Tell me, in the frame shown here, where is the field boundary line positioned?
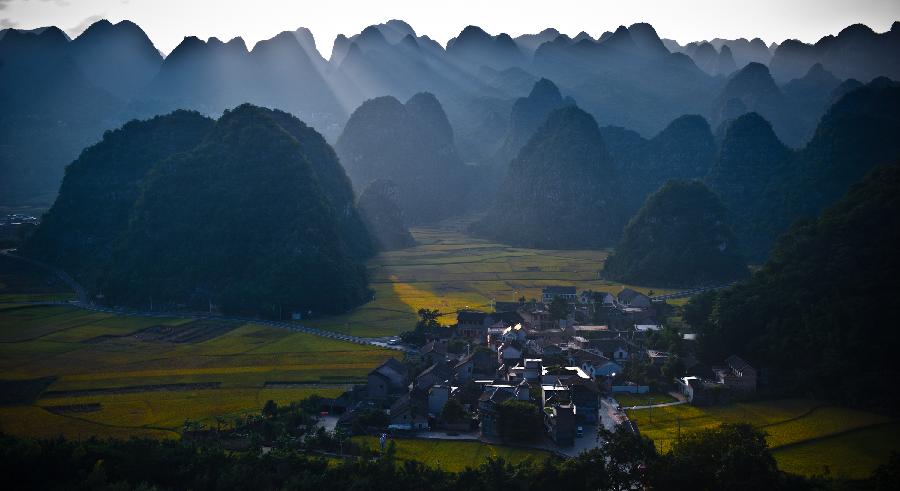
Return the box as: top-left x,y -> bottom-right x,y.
32,404 -> 180,436
768,420 -> 899,451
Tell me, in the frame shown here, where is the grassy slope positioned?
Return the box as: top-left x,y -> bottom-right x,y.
626,399 -> 897,479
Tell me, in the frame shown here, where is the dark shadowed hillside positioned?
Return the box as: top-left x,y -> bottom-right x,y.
471,106 -> 624,248
26,105 -> 372,317
24,111 -> 215,288
688,163 -> 900,410
706,79 -> 900,261
705,112 -> 793,260
603,180 -> 748,287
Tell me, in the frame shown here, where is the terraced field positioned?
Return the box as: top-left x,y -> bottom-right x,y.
0,305 -> 396,440
626,399 -> 898,479
307,222 -> 672,337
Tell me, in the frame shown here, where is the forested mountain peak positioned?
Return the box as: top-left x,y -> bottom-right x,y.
603,179 -> 748,287
690,163 -> 900,407
472,105 -> 625,248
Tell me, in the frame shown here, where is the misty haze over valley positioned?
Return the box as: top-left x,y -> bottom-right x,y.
1,3 -> 899,489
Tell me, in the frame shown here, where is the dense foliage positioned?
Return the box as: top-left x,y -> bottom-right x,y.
26,105 -> 372,318
687,163 -> 900,410
603,180 -> 748,287
471,106 -> 625,248
24,110 -> 215,288
0,422 -> 867,490
496,400 -> 544,443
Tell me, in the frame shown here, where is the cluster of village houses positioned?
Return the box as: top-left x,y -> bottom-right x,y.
328,286 -> 756,447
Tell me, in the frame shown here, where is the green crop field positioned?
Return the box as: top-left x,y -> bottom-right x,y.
307,221 -> 674,337
626,398 -> 898,479
613,391 -> 678,407
353,436 -> 551,471
0,303 -> 397,440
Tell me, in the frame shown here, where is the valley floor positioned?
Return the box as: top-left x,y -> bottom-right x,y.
0,220 -> 897,477
307,219 -> 671,337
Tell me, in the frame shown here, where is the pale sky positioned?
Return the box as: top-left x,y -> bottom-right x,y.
1,0 -> 898,57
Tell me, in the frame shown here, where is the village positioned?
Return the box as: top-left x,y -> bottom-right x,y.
323,286 -> 757,452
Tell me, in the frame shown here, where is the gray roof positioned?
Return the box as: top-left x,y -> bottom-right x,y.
726,355 -> 754,371
617,288 -> 645,302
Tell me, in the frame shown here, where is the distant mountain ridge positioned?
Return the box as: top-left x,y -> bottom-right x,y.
705,78 -> 900,260
769,22 -> 900,83
2,17 -> 898,207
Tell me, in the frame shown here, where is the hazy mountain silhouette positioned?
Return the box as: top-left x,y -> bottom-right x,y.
2,18 -> 898,210
493,78 -> 570,167
769,22 -> 900,83
514,28 -> 561,54
782,63 -> 843,142
532,23 -> 717,136
711,62 -> 805,147
336,92 -> 468,223
447,25 -> 527,71
69,20 -> 162,99
0,25 -> 126,203
603,114 -> 717,214
471,106 -> 625,248
706,79 -> 900,260
357,179 -> 416,251
674,37 -> 773,68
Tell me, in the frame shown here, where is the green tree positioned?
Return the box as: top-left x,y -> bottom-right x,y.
262,399 -> 278,419
660,355 -> 685,383
400,308 -> 442,344
654,423 -> 780,491
549,296 -> 568,321
440,399 -> 467,424
496,400 -> 542,442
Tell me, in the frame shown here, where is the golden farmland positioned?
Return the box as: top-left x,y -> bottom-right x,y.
625,399 -> 897,479
0,304 -> 393,440
308,223 -> 671,337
